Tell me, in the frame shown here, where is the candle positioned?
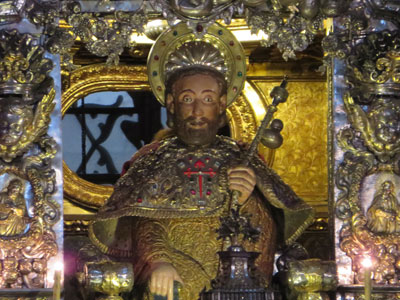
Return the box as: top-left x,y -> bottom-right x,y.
52,262 -> 63,300
362,257 -> 372,300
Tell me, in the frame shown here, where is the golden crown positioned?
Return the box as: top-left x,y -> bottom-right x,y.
346,30 -> 400,103
0,29 -> 53,102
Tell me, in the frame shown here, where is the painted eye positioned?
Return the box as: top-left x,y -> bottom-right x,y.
204,97 -> 213,103
183,96 -> 192,103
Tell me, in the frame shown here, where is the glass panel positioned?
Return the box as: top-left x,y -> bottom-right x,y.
62,90 -> 167,185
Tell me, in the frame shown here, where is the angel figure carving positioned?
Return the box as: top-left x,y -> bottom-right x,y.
343,94 -> 400,162
0,89 -> 55,162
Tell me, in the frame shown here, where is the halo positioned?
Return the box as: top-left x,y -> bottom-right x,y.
147,22 -> 246,106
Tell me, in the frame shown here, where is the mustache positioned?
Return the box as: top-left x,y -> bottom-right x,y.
183,116 -> 211,125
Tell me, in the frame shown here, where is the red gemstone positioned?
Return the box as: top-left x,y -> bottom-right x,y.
196,24 -> 203,32
194,160 -> 205,169
157,86 -> 162,91
229,41 -> 234,46
161,41 -> 166,46
206,190 -> 211,195
137,198 -> 143,203
154,55 -> 159,61
233,86 -> 237,92
191,189 -> 196,195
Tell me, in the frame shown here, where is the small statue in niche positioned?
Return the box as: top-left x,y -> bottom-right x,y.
0,178 -> 29,236
367,180 -> 400,234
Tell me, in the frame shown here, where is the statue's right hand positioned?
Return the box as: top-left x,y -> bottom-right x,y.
150,262 -> 183,300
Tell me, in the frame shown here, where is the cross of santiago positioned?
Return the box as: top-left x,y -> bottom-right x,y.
184,159 -> 216,197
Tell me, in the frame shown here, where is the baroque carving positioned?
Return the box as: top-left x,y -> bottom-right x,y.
0,161 -> 58,288
4,0 -> 341,66
0,29 -> 59,289
46,1 -> 147,67
0,30 -> 53,101
336,31 -> 400,286
0,90 -> 55,163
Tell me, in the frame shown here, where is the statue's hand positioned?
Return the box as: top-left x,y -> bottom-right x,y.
150,262 -> 183,300
228,166 -> 256,205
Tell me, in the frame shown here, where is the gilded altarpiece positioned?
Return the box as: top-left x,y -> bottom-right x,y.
0,27 -> 63,296
333,26 -> 400,296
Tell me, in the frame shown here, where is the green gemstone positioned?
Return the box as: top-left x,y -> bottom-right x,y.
153,71 -> 158,76
238,71 -> 242,77
173,31 -> 178,36
218,30 -> 223,35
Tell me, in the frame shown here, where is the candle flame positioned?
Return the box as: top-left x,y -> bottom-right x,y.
361,257 -> 373,268
54,261 -> 64,272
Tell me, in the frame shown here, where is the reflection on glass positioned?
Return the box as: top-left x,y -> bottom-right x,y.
63,91 -> 167,185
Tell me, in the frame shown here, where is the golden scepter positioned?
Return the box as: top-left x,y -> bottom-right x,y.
231,76 -> 289,208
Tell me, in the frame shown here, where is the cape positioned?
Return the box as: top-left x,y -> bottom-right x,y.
90,136 -> 314,258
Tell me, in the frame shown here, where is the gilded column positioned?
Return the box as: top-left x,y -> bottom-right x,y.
0,1 -> 63,296
326,2 -> 400,298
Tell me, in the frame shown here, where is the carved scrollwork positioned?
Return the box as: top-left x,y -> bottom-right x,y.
0,156 -> 58,288
342,93 -> 400,163
0,90 -> 55,163
0,29 -> 59,289
336,92 -> 400,285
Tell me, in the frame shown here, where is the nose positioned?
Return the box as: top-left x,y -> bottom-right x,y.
192,99 -> 204,117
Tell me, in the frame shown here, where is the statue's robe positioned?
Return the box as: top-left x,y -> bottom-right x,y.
367,192 -> 399,234
90,136 -> 314,300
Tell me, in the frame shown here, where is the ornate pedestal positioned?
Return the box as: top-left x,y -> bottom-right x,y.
199,245 -> 279,300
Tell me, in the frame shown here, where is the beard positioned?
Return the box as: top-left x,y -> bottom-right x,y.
174,115 -> 221,146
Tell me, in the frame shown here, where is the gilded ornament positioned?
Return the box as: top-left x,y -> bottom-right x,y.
346,31 -> 400,101
147,22 -> 246,106
287,259 -> 337,292
343,93 -> 400,163
0,30 -> 53,101
0,179 -> 28,236
0,89 -> 55,162
84,261 -> 134,299
0,25 -> 59,283
0,163 -> 58,288
45,1 -> 148,66
336,121 -> 400,284
246,11 -> 320,61
366,180 -> 400,234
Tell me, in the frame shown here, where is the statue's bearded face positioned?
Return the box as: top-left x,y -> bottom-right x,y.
166,73 -> 227,146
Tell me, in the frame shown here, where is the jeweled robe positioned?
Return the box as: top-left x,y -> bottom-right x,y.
90,136 -> 314,300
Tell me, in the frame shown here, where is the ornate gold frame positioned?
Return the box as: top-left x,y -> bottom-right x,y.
62,64 -> 273,209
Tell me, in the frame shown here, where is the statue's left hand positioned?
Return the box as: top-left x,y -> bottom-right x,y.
228,166 -> 256,205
